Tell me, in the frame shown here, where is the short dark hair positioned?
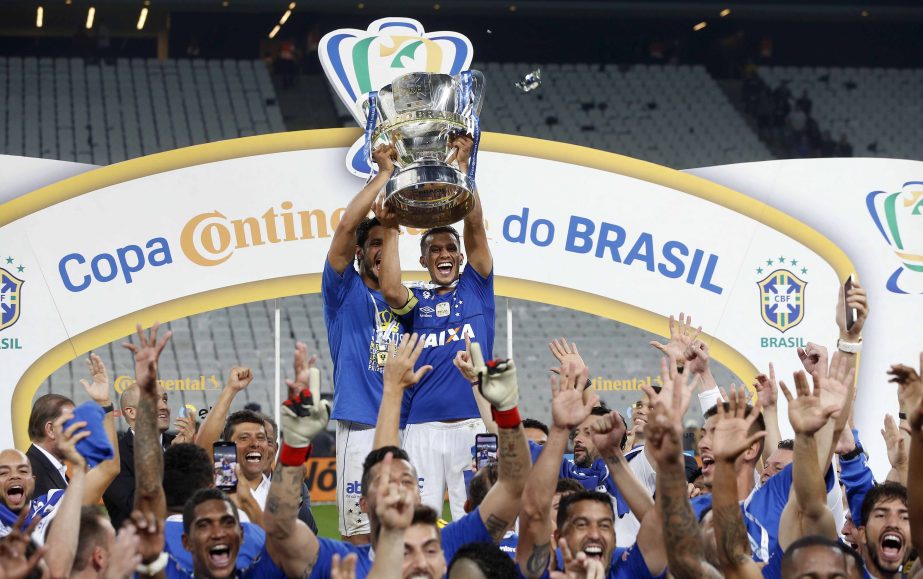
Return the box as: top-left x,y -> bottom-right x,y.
448,541 -> 517,578
555,478 -> 585,495
703,402 -> 766,458
260,413 -> 279,444
182,488 -> 239,535
556,490 -> 615,532
419,225 -> 460,253
221,409 -> 267,441
468,462 -> 498,509
781,535 -> 863,575
356,216 -> 381,250
361,446 -> 412,498
777,439 -> 795,451
28,394 -> 74,441
860,481 -> 907,527
412,504 -> 440,528
522,418 -> 549,436
164,444 -> 214,510
72,506 -> 109,572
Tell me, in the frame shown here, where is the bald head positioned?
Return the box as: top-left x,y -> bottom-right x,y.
120,383 -> 171,432
0,448 -> 35,511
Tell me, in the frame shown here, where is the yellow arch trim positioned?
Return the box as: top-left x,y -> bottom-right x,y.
4,129 -> 855,449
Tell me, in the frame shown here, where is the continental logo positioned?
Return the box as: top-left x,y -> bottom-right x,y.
113,374 -> 221,395
181,202 -> 346,266
56,201 -> 466,293
590,375 -> 663,391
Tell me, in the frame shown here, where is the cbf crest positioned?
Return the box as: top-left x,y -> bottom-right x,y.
756,262 -> 807,333
1,261 -> 25,332
318,17 -> 473,178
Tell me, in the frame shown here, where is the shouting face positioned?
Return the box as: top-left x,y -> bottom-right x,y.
357,225 -> 385,285
183,499 -> 243,579
0,450 -> 34,512
420,231 -> 463,287
861,497 -> 910,575
556,499 -> 616,570
229,422 -> 270,483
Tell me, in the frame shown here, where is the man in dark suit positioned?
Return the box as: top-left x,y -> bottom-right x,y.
102,382 -> 174,529
26,394 -> 75,498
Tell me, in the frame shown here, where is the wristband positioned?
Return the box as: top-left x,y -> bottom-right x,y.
899,412 -> 908,421
836,338 -> 863,354
491,406 -> 522,429
279,443 -> 312,467
840,444 -> 864,461
136,552 -> 169,575
100,403 -> 114,413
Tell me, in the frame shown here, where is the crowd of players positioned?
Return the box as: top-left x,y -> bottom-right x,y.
0,138 -> 921,579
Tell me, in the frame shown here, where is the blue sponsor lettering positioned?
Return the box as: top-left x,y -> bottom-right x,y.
59,237 -> 173,292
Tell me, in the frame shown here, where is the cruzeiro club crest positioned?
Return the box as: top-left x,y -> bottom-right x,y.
1,257 -> 25,331
867,181 -> 923,294
318,17 -> 473,178
756,257 -> 807,333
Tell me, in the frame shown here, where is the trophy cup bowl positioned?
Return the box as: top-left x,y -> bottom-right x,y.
365,70 -> 485,228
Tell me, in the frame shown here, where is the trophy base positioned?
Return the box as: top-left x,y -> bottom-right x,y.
385,163 -> 475,228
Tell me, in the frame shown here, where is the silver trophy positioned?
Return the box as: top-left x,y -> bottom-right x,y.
364,70 -> 485,228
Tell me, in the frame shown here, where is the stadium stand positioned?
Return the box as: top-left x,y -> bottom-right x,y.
330,62 -> 773,169
757,65 -> 923,160
0,57 -> 285,164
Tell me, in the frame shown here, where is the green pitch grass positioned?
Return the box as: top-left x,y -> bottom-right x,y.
312,503 -> 454,539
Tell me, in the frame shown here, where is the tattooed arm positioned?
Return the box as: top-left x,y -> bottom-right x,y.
264,463 -> 319,577
123,324 -> 172,522
643,371 -> 721,579
471,344 -> 531,542
517,364 -> 596,578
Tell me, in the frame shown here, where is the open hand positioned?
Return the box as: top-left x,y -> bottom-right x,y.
779,371 -> 840,436
887,352 -> 923,414
80,353 -> 111,406
548,338 -> 587,374
550,363 -> 596,430
121,322 -> 172,392
649,312 -> 701,369
881,414 -> 908,470
711,385 -> 765,463
383,334 -> 433,392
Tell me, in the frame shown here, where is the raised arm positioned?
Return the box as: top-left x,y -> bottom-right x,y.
78,353 -> 122,505
327,145 -> 396,274
907,378 -> 923,559
194,366 -> 253,454
367,452 -> 414,579
454,336 -> 497,434
644,369 -> 722,579
451,135 -> 492,277
264,380 -> 331,577
469,342 -> 531,542
122,323 -> 172,521
882,415 -> 909,484
372,194 -> 414,311
710,387 -> 765,579
42,410 -> 90,579
517,363 -> 597,579
373,334 -> 432,450
753,363 -> 782,463
122,323 -> 171,575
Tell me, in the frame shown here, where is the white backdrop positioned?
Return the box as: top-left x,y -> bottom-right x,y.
2,133 -> 912,480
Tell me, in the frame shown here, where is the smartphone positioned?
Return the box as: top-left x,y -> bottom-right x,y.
475,433 -> 498,470
844,275 -> 857,331
213,442 -> 238,493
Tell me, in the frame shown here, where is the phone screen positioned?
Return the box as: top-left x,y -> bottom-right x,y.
213,442 -> 238,493
844,276 -> 857,331
475,434 -> 498,470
